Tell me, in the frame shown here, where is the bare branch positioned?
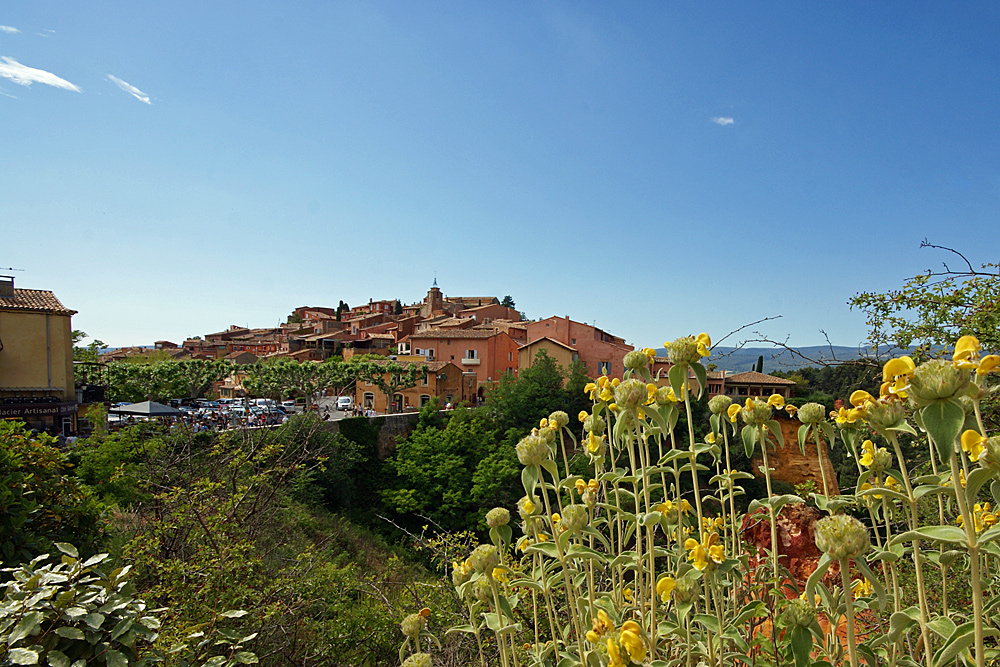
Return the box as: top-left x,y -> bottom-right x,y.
711,315 -> 783,351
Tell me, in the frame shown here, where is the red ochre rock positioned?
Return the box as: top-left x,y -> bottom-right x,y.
750,414 -> 840,496
741,502 -> 826,587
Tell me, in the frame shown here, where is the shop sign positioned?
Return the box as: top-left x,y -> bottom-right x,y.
0,402 -> 78,418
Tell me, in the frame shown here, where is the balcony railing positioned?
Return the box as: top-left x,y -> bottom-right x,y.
461,357 -> 481,366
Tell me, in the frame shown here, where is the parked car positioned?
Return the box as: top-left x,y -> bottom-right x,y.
336,396 -> 354,410
281,400 -> 296,411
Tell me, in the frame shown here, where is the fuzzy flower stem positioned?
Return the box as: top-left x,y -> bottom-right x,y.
840,557 -> 860,667
813,427 -> 831,498
758,427 -> 780,580
949,447 -> 986,667
887,432 -> 934,667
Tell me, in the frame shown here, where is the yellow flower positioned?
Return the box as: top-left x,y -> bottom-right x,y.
696,332 -> 711,357
959,503 -> 998,533
588,479 -> 600,493
962,430 -> 987,462
539,417 -> 548,428
578,410 -> 589,422
598,376 -> 610,388
767,394 -> 785,409
706,432 -> 716,444
575,479 -> 587,494
607,638 -> 624,667
584,383 -> 597,400
537,532 -> 549,542
492,567 -> 508,583
833,407 -> 859,425
611,378 -> 621,388
852,578 -> 874,597
516,536 -> 531,552
645,383 -> 658,405
623,586 -> 633,602
643,347 -> 657,362
656,576 -> 676,602
595,609 -> 614,632
882,356 -> 916,398
860,440 -> 876,467
850,390 -> 876,407
619,621 -> 646,663
953,335 -> 982,365
727,403 -> 742,423
684,532 -> 725,570
785,404 -> 799,416
978,355 -> 1000,376
599,387 -> 614,402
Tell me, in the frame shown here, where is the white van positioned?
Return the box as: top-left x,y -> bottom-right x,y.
336,396 -> 354,410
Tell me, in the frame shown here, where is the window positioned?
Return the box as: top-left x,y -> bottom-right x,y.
422,375 -> 429,386
363,392 -> 375,407
599,361 -> 610,374
419,394 -> 431,407
572,338 -> 576,345
465,350 -> 478,359
507,352 -> 513,361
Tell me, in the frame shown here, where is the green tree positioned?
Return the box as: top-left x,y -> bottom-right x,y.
850,242 -> 1000,357
0,421 -> 103,564
382,406 -> 518,531
500,295 -> 515,309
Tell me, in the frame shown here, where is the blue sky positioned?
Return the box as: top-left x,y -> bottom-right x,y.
2,2 -> 998,349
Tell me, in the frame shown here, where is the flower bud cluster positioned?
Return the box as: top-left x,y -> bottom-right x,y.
814,514 -> 870,560
400,612 -> 427,639
401,653 -> 432,667
516,433 -> 551,466
623,349 -> 649,370
560,504 -> 589,534
548,411 -> 569,429
782,598 -> 816,628
614,378 -> 647,410
741,399 -> 772,427
486,507 -> 510,528
583,414 -> 606,435
864,400 -> 906,430
708,395 -> 733,415
469,545 -> 499,574
907,359 -> 971,408
796,402 -> 826,426
667,337 -> 701,365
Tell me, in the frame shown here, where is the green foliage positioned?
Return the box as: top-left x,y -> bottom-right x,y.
0,421 -> 103,565
850,244 -> 1000,357
103,360 -> 233,403
485,351 -> 589,433
383,408 -> 518,532
71,425 -> 164,507
0,545 -> 160,667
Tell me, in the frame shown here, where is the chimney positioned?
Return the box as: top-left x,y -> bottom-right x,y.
0,276 -> 13,297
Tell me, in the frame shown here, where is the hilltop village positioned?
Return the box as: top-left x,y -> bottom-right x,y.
1,276 -> 795,433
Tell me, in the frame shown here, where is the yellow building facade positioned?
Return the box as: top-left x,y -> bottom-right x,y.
0,276 -> 78,434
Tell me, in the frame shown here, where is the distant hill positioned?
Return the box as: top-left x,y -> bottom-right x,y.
655,345 -> 878,374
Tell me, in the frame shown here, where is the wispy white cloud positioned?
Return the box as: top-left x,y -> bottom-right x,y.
0,57 -> 80,91
712,117 -> 735,126
0,87 -> 17,99
107,74 -> 150,104
0,25 -> 19,34
36,29 -> 55,37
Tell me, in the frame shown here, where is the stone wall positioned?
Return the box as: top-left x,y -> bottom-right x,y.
324,411 -> 434,459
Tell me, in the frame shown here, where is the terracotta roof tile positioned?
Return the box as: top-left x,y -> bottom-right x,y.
0,289 -> 76,316
410,328 -> 502,339
724,371 -> 796,385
